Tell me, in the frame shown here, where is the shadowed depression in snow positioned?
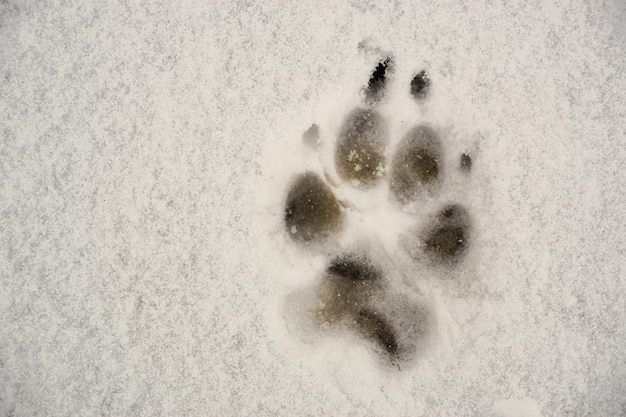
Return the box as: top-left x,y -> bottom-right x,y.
283,58 -> 473,366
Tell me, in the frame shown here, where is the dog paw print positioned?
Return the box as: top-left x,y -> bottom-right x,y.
283,55 -> 473,367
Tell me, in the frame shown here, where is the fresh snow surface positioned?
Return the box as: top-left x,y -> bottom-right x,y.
1,1 -> 625,416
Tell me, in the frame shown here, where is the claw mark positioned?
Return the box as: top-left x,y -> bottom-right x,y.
410,70 -> 431,99
302,124 -> 320,149
365,57 -> 393,103
461,153 -> 472,172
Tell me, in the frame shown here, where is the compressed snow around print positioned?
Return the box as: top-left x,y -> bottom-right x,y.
1,0 -> 625,416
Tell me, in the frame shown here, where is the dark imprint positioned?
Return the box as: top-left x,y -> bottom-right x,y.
327,256 -> 381,282
285,171 -> 344,243
365,57 -> 393,103
355,309 -> 399,356
390,125 -> 442,204
424,204 -> 471,262
335,108 -> 388,187
410,70 -> 431,99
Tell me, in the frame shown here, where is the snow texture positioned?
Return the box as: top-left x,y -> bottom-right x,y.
1,0 -> 625,416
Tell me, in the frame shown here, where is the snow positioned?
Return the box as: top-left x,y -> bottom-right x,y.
1,0 -> 625,416
493,398 -> 542,417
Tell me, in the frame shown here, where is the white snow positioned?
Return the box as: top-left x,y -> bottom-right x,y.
493,398 -> 543,417
1,0 -> 625,416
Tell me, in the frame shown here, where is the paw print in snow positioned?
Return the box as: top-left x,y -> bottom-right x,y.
283,54 -> 474,367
